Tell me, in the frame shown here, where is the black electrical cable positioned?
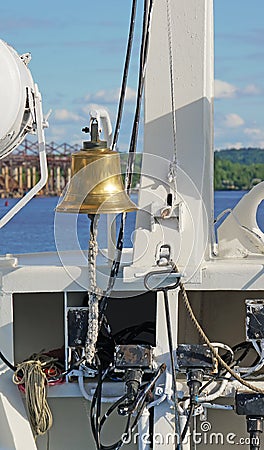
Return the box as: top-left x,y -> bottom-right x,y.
125,0 -> 153,194
99,394 -> 128,430
90,366 -> 111,449
111,0 -> 138,151
100,414 -> 132,450
0,351 -> 16,372
222,342 -> 251,366
96,367 -> 103,448
220,341 -> 260,376
181,403 -> 195,443
113,321 -> 155,343
98,371 -> 159,450
99,0 -> 154,324
196,343 -> 258,398
91,372 -> 132,450
90,3 -> 155,448
233,342 -> 262,368
90,382 -> 98,444
103,0 -> 152,302
196,342 -> 261,405
198,376 -> 216,395
91,364 -> 165,450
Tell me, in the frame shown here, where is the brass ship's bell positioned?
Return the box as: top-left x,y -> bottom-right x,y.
56,120 -> 137,214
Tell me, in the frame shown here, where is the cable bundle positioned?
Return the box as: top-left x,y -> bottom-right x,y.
90,364 -> 165,450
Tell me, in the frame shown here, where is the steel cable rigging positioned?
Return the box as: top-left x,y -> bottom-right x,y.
99,0 -> 154,325
88,3 -> 157,449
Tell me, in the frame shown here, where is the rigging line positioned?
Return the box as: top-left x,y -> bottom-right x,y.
99,0 -> 153,317
166,0 -> 178,190
175,264 -> 264,394
125,0 -> 154,193
0,350 -> 16,372
102,0 -> 152,302
181,403 -> 195,442
112,0 -> 138,151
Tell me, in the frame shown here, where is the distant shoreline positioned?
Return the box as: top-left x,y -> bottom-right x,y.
0,188 -> 255,202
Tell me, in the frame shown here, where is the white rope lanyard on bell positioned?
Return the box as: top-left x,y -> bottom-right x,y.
85,214 -> 101,365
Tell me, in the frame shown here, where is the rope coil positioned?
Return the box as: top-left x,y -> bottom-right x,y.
13,359 -> 53,438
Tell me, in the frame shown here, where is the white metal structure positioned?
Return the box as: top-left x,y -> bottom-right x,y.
0,39 -> 48,229
0,40 -> 34,159
0,2 -> 264,450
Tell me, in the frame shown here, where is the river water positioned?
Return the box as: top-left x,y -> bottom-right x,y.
0,191 -> 262,255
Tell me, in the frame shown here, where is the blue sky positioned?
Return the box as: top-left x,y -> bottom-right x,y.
1,0 -> 264,150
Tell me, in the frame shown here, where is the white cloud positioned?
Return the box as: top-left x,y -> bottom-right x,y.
81,103 -> 113,117
125,86 -> 137,101
54,109 -> 82,122
48,125 -> 67,136
84,86 -> 136,104
224,142 -> 244,150
244,127 -> 263,137
223,113 -> 245,128
214,80 -> 261,99
46,125 -> 68,143
242,84 -> 261,95
243,128 -> 264,146
214,79 -> 237,98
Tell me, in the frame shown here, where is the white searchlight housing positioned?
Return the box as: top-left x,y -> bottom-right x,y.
0,39 -> 48,227
0,40 -> 34,157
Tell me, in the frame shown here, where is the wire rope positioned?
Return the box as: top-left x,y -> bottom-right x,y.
111,0 -> 138,151
99,0 -> 154,320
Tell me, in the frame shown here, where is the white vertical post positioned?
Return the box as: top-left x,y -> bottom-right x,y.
131,0 -> 214,282
13,167 -> 18,183
32,166 -> 36,186
26,168 -> 31,190
19,166 -> 23,193
4,166 -> 9,193
56,166 -> 61,194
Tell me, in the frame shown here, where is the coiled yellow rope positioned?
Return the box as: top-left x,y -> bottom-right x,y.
13,359 -> 53,438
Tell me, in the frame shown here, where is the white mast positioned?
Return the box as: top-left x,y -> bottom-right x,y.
128,0 -> 214,283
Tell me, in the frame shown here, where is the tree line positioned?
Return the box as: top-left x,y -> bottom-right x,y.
120,148 -> 264,190
214,148 -> 264,190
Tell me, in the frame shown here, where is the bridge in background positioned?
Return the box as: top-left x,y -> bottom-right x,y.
0,139 -> 81,197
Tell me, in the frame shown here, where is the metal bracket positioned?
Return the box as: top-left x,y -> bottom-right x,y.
115,345 -> 154,371
236,392 -> 264,416
176,344 -> 215,372
246,299 -> 264,341
156,244 -> 171,266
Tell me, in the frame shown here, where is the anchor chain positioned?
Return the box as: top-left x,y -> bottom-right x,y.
85,214 -> 101,365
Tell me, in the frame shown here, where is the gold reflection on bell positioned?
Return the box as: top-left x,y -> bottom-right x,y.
56,135 -> 137,215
